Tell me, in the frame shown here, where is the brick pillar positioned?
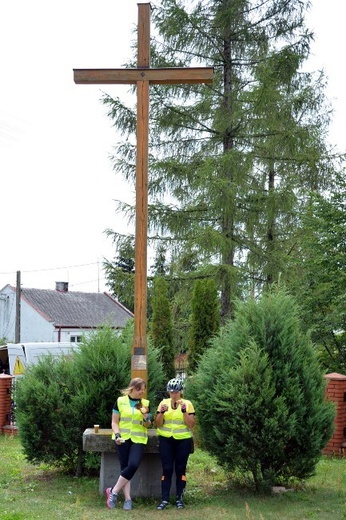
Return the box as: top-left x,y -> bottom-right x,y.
323,372 -> 346,455
0,373 -> 13,432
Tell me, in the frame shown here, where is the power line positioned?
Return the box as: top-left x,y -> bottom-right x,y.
0,261 -> 101,276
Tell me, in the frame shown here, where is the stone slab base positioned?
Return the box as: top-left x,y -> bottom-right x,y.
83,428 -> 175,498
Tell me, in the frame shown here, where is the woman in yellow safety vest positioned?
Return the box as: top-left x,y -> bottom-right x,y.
106,377 -> 151,511
155,378 -> 195,510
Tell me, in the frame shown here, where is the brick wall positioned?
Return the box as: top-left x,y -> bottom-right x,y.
323,372 -> 346,456
0,373 -> 13,432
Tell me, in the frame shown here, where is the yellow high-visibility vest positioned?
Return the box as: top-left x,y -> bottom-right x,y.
157,398 -> 194,440
116,396 -> 149,444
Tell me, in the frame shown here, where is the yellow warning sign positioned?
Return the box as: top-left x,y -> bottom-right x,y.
13,356 -> 25,375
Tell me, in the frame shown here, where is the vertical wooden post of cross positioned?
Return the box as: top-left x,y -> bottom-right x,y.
131,3 -> 150,386
73,3 -> 213,394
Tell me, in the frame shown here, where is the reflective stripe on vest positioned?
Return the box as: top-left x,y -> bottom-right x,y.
120,428 -> 147,438
159,425 -> 190,434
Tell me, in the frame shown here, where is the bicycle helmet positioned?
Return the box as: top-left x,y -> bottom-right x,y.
166,378 -> 183,392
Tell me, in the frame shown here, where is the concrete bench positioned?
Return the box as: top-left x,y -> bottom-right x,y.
83,428 -> 164,498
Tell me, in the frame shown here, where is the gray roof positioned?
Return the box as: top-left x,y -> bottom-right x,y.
20,287 -> 133,329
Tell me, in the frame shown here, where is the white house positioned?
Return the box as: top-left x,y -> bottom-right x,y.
0,282 -> 134,344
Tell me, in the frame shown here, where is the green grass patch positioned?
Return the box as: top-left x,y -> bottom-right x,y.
0,435 -> 345,519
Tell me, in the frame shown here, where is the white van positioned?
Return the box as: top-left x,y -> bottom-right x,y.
0,342 -> 76,376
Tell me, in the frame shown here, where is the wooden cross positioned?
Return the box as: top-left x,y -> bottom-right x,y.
74,3 -> 213,390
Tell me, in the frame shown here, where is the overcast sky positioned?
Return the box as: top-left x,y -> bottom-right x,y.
0,0 -> 344,294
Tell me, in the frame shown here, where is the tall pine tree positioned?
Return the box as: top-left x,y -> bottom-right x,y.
103,0 -> 336,325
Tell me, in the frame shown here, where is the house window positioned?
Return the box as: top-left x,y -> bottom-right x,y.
70,336 -> 82,343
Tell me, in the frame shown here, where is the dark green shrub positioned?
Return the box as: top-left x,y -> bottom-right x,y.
15,323 -> 165,476
186,289 -> 335,490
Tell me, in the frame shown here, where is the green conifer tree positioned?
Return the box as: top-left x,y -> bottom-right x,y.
188,278 -> 220,372
103,236 -> 135,312
103,0 -> 335,323
150,276 -> 175,380
186,289 -> 335,489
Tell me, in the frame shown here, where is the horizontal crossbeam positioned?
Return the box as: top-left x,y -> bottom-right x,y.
74,67 -> 214,85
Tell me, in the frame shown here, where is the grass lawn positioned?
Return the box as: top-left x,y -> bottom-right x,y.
0,434 -> 345,519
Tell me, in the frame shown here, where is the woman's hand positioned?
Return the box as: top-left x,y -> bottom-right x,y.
177,400 -> 187,413
143,413 -> 152,428
115,433 -> 125,444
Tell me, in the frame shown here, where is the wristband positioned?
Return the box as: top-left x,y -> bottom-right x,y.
115,433 -> 121,440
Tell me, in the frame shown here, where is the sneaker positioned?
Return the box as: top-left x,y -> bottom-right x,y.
123,499 -> 133,511
176,498 -> 184,509
157,500 -> 169,510
106,487 -> 118,509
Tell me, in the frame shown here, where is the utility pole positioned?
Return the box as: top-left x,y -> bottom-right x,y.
15,270 -> 21,343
